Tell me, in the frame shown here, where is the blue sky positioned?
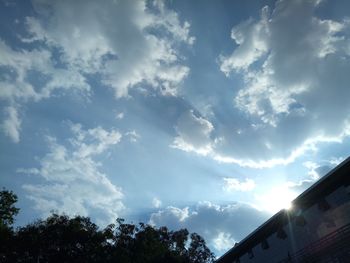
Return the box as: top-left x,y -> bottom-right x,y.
1,0 -> 350,256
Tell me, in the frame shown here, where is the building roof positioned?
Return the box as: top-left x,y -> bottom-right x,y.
216,157 -> 350,263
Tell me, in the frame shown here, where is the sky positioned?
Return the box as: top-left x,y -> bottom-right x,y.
1,0 -> 350,256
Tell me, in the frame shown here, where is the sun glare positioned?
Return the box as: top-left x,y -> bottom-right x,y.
258,186 -> 297,214
283,201 -> 293,210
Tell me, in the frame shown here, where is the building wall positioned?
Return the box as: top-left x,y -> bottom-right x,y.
236,185 -> 350,263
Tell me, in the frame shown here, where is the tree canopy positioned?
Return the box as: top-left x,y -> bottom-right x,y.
0,188 -> 20,229
0,189 -> 215,263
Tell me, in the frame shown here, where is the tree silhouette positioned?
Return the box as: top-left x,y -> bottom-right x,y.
0,188 -> 19,229
0,189 -> 215,263
0,189 -> 20,262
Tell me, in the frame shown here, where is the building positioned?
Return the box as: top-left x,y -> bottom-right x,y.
216,157 -> 350,263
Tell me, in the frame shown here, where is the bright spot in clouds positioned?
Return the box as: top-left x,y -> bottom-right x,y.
256,184 -> 298,214
213,232 -> 236,252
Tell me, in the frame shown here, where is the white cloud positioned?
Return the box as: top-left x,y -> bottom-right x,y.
20,124 -> 124,224
213,232 -> 236,252
70,123 -> 122,158
26,0 -> 193,98
171,110 -> 214,155
172,114 -> 340,168
2,106 -> 21,143
223,178 -> 256,192
211,134 -> 323,168
152,0 -> 195,45
219,6 -> 270,74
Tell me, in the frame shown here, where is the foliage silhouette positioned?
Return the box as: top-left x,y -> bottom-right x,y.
0,189 -> 215,263
0,188 -> 20,262
0,188 -> 19,229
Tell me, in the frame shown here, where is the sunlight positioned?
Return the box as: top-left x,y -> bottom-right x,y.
257,185 -> 297,214
284,201 -> 293,210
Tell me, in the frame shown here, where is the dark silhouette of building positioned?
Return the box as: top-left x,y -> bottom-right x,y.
217,157 -> 350,263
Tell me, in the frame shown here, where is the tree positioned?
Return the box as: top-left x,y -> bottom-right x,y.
13,214 -> 111,263
188,233 -> 215,263
0,189 -> 20,262
0,188 -> 20,229
113,219 -> 215,263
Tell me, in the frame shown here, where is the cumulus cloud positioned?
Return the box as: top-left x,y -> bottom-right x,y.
149,201 -> 269,253
26,0 -> 193,97
20,123 -> 123,224
219,6 -> 269,74
171,110 -> 214,155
